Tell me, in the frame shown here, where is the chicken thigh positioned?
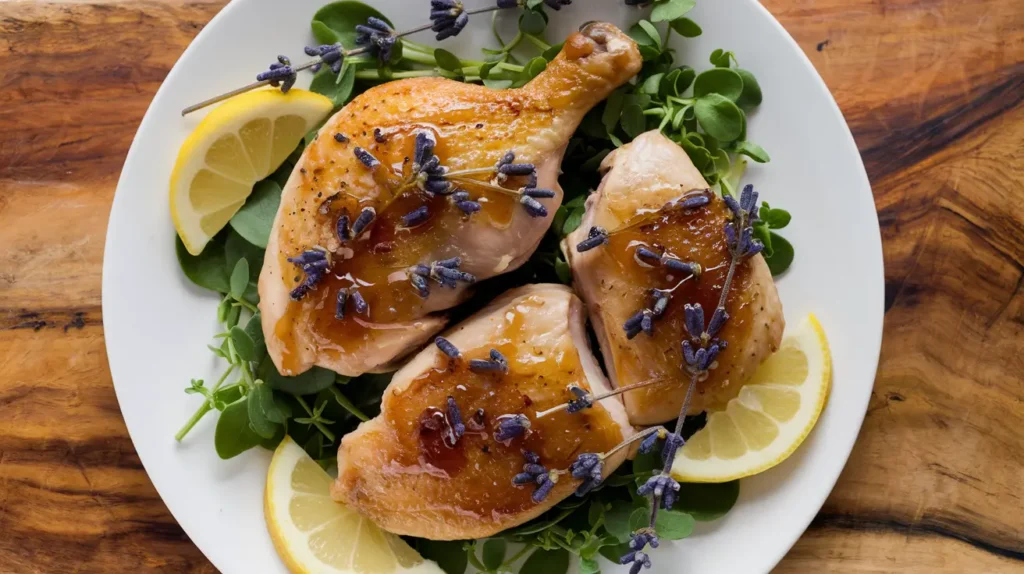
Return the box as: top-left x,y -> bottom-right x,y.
331,284 -> 633,540
564,131 -> 784,425
260,23 -> 642,377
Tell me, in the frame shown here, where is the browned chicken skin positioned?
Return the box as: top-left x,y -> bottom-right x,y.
564,131 -> 784,425
331,285 -> 633,540
259,23 -> 642,377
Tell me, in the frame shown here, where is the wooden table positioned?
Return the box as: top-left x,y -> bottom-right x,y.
0,0 -> 1020,571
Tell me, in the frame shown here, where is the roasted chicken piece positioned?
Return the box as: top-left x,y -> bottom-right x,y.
331,284 -> 633,539
564,131 -> 784,425
259,23 -> 642,377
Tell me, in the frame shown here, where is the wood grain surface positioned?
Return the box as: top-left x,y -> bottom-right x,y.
0,0 -> 1021,572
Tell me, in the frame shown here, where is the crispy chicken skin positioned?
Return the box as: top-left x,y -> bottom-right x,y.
331,285 -> 633,540
260,23 -> 642,377
564,131 -> 784,425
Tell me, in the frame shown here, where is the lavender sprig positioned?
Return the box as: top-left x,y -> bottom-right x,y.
286,249 -> 329,300
622,186 -> 766,569
408,257 -> 476,297
469,348 -> 509,374
494,413 -> 531,442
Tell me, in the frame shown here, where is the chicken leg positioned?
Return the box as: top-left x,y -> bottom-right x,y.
260,23 -> 642,377
564,131 -> 784,425
331,284 -> 633,540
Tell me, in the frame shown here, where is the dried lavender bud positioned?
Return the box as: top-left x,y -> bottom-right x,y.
520,195 -> 548,218
569,452 -> 603,496
256,55 -> 297,93
663,257 -> 698,276
564,386 -> 592,414
523,187 -> 555,199
411,273 -> 430,298
640,312 -> 653,336
435,336 -> 460,359
350,290 -> 368,314
576,226 -> 609,253
353,147 -> 380,169
623,310 -> 644,339
680,193 -> 710,210
431,1 -> 470,41
400,205 -> 430,227
446,396 -> 466,442
545,0 -> 572,10
651,290 -> 670,318
336,214 -> 350,241
286,249 -> 328,300
683,303 -> 705,340
304,43 -> 344,74
355,17 -> 398,64
682,340 -> 697,368
335,290 -> 347,319
434,257 -> 461,268
456,199 -> 481,214
532,475 -> 555,502
661,432 -> 684,467
496,0 -> 519,7
351,207 -> 376,236
630,529 -> 659,551
637,473 -> 680,510
424,176 -> 452,195
334,132 -> 349,143
499,162 -> 536,176
619,550 -> 652,574
433,265 -> 476,288
469,354 -> 508,374
635,246 -> 662,265
707,306 -> 729,337
373,127 -> 387,143
496,150 -> 516,167
494,414 -> 531,442
638,430 -> 660,454
413,131 -> 435,169
740,184 -> 759,214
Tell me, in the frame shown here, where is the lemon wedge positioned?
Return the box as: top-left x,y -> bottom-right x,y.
265,436 -> 442,574
170,89 -> 333,255
671,314 -> 831,483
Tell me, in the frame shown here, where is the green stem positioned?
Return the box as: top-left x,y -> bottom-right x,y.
501,545 -> 533,570
296,396 -> 337,443
175,365 -> 235,441
355,69 -> 441,80
233,295 -> 258,313
399,48 -> 438,67
643,107 -> 666,116
523,33 -> 551,51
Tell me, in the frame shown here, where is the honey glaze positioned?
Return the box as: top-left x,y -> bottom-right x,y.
599,190 -> 758,407
273,126 -> 534,373
382,297 -> 624,517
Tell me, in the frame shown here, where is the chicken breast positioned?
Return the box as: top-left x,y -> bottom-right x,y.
564,131 -> 784,425
260,23 -> 642,377
331,284 -> 633,539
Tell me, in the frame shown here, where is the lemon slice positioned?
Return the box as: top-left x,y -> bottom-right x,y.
171,89 -> 333,255
671,314 -> 831,483
265,437 -> 442,574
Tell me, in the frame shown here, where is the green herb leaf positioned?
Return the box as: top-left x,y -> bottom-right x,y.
601,90 -> 626,132
329,385 -> 370,421
264,362 -> 337,396
309,64 -> 356,107
587,501 -> 606,530
542,42 -> 564,62
579,557 -> 601,574
694,94 -> 744,142
519,10 -> 547,35
675,481 -> 741,521
247,383 -> 279,439
311,1 -> 392,46
693,67 -> 744,101
641,72 -> 665,95
562,207 -> 584,235
229,326 -> 257,362
603,500 -> 635,543
651,0 -> 696,22
655,509 -> 695,540
434,49 -> 462,72
229,180 -> 282,249
481,539 -> 505,571
522,57 -> 548,81
417,540 -> 468,574
176,233 -> 230,293
733,140 -> 770,163
229,258 -> 249,300
760,205 -> 791,229
670,17 -> 702,38
628,507 -> 649,532
215,397 -> 263,459
620,104 -> 646,139
753,221 -> 774,257
580,148 -> 611,172
225,305 -> 241,329
599,541 -> 630,563
765,231 -> 794,275
483,79 -> 514,90
637,20 -> 662,51
709,48 -> 736,68
522,548 -> 569,574
243,311 -> 267,359
735,68 -> 763,110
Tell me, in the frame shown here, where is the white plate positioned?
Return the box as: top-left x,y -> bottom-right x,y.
102,0 -> 883,572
